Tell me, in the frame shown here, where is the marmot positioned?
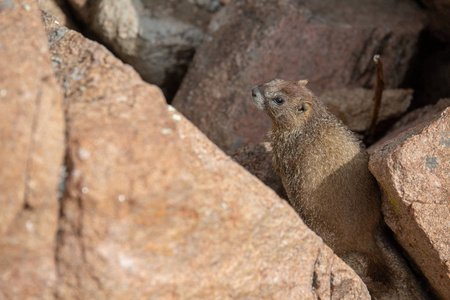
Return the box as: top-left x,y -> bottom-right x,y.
251,79 -> 428,299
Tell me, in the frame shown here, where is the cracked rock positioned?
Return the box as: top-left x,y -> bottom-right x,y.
369,107 -> 450,299
0,1 -> 65,298
43,15 -> 370,299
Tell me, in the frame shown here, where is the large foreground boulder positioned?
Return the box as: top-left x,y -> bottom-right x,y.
43,15 -> 370,299
369,107 -> 450,299
0,1 -> 65,299
172,0 -> 425,153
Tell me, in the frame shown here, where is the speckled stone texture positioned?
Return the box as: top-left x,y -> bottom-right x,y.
43,15 -> 370,299
0,1 -> 65,298
369,107 -> 450,299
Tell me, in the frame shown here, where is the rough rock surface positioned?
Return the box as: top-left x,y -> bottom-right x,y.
66,0 -> 227,99
414,45 -> 450,106
0,1 -> 65,299
172,0 -> 425,153
421,0 -> 450,42
321,88 -> 413,133
389,99 -> 450,134
369,98 -> 450,152
232,142 -> 287,199
369,107 -> 450,299
44,16 -> 370,299
39,0 -> 77,29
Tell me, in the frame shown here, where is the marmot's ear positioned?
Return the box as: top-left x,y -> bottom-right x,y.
297,79 -> 308,86
296,101 -> 312,114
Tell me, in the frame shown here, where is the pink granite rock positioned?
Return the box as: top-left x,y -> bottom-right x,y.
0,1 -> 65,298
369,107 -> 450,299
369,98 -> 450,152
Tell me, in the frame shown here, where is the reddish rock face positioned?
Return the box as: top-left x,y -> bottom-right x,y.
0,1 -> 65,299
44,15 -> 370,299
172,0 -> 425,153
321,88 -> 412,133
369,98 -> 450,152
369,107 -> 450,299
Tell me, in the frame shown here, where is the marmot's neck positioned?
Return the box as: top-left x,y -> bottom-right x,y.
269,107 -> 361,168
269,106 -> 337,146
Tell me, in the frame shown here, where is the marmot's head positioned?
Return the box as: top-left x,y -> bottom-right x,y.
252,79 -> 317,130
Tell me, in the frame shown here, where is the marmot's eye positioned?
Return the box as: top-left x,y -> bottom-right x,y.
273,97 -> 284,105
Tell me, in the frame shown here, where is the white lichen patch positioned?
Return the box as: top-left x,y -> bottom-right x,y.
119,254 -> 135,270
118,194 -> 126,202
77,148 -> 91,160
172,113 -> 181,121
161,128 -> 173,135
22,3 -> 31,11
115,95 -> 127,102
221,202 -> 229,211
25,220 -> 34,232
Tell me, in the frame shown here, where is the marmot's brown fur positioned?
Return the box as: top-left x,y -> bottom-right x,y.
251,79 -> 428,299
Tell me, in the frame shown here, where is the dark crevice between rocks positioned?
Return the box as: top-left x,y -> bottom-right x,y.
311,247 -> 322,298
54,105 -> 71,299
22,90 -> 43,210
381,224 -> 438,299
54,119 -> 106,297
329,258 -> 335,300
412,0 -> 427,9
363,117 -> 403,147
400,28 -> 450,109
162,48 -> 196,104
363,29 -> 449,147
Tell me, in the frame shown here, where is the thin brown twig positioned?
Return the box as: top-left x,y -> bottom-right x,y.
368,54 -> 385,141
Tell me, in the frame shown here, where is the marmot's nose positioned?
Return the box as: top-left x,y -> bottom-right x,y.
252,86 -> 263,97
